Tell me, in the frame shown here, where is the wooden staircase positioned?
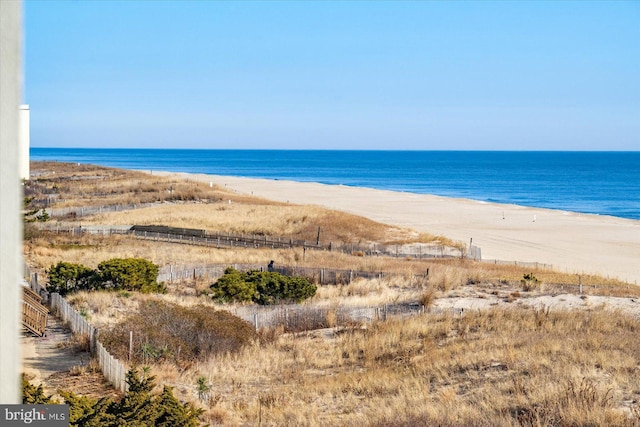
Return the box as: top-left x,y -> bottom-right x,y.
22,286 -> 48,337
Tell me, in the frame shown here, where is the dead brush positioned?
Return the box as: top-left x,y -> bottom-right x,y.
203,408 -> 229,426
56,333 -> 91,353
514,378 -> 621,426
257,325 -> 285,344
419,287 -> 437,310
429,265 -> 468,292
560,378 -> 614,410
325,307 -> 338,328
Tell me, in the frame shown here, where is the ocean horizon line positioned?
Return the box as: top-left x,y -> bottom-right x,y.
30,148 -> 640,221
30,147 -> 640,153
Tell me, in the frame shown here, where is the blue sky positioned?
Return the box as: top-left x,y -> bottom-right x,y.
26,1 -> 639,150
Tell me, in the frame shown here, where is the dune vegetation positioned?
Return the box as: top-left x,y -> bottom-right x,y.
24,162 -> 640,426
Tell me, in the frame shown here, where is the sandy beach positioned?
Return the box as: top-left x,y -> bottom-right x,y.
155,172 -> 640,285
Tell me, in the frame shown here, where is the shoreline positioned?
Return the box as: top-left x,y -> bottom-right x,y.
148,170 -> 640,285
33,150 -> 640,222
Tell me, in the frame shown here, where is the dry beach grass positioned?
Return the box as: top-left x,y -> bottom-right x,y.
24,162 -> 640,425
65,288 -> 640,426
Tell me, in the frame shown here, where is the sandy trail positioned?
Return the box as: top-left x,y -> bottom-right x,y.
158,172 -> 640,285
22,316 -> 90,393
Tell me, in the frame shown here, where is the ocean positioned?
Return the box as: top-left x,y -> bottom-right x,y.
30,148 -> 640,221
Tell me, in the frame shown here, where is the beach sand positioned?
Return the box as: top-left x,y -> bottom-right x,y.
157,172 -> 640,285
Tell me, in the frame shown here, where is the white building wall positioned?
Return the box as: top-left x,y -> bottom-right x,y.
0,0 -> 23,404
19,104 -> 29,180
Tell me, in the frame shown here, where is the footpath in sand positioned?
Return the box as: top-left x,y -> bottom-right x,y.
163,172 -> 640,285
22,316 -> 120,399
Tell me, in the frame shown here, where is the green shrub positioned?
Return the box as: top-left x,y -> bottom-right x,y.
47,261 -> 96,296
248,270 -> 317,305
210,267 -> 256,303
44,367 -> 204,427
47,258 -> 165,295
22,374 -> 57,404
521,273 -> 540,291
97,258 -> 164,293
210,267 -> 317,305
23,197 -> 47,223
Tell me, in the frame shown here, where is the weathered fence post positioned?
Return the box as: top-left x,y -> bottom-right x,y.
579,275 -> 582,294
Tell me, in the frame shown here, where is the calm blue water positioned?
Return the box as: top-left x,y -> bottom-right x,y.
30,148 -> 640,221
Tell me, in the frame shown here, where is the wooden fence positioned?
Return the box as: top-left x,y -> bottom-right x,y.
132,227 -> 463,259
133,228 -> 324,251
158,263 -> 425,286
39,222 -> 464,259
36,223 -> 562,270
49,293 -> 128,393
482,259 -> 553,270
229,303 -> 465,332
46,202 -> 161,218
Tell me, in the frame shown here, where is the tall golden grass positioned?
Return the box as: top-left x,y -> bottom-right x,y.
26,161 -> 640,425
30,161 -> 454,246
27,230 -> 637,302
69,286 -> 640,426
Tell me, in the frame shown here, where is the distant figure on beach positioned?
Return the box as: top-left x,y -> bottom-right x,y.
268,260 -> 275,272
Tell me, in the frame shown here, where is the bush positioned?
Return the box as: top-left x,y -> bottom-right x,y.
22,374 -> 57,404
47,258 -> 165,295
23,222 -> 43,241
97,258 -> 165,293
248,270 -> 317,305
47,261 -> 96,296
100,301 -> 257,365
521,273 -> 540,291
210,267 -> 317,305
23,197 -> 49,223
39,367 -> 205,426
210,267 -> 256,303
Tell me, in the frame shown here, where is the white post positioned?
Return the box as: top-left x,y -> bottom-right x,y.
579,275 -> 582,294
0,0 -> 23,403
19,104 -> 29,180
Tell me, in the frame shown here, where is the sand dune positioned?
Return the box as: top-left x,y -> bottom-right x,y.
158,172 -> 640,285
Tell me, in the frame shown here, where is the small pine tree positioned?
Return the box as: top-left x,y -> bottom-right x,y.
24,368 -> 204,426
114,368 -> 158,426
36,209 -> 50,222
22,374 -> 56,404
195,376 -> 211,403
60,391 -> 115,427
155,385 -> 204,427
521,273 -> 540,291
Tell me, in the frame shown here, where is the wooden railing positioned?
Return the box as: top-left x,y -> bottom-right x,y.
22,287 -> 48,337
